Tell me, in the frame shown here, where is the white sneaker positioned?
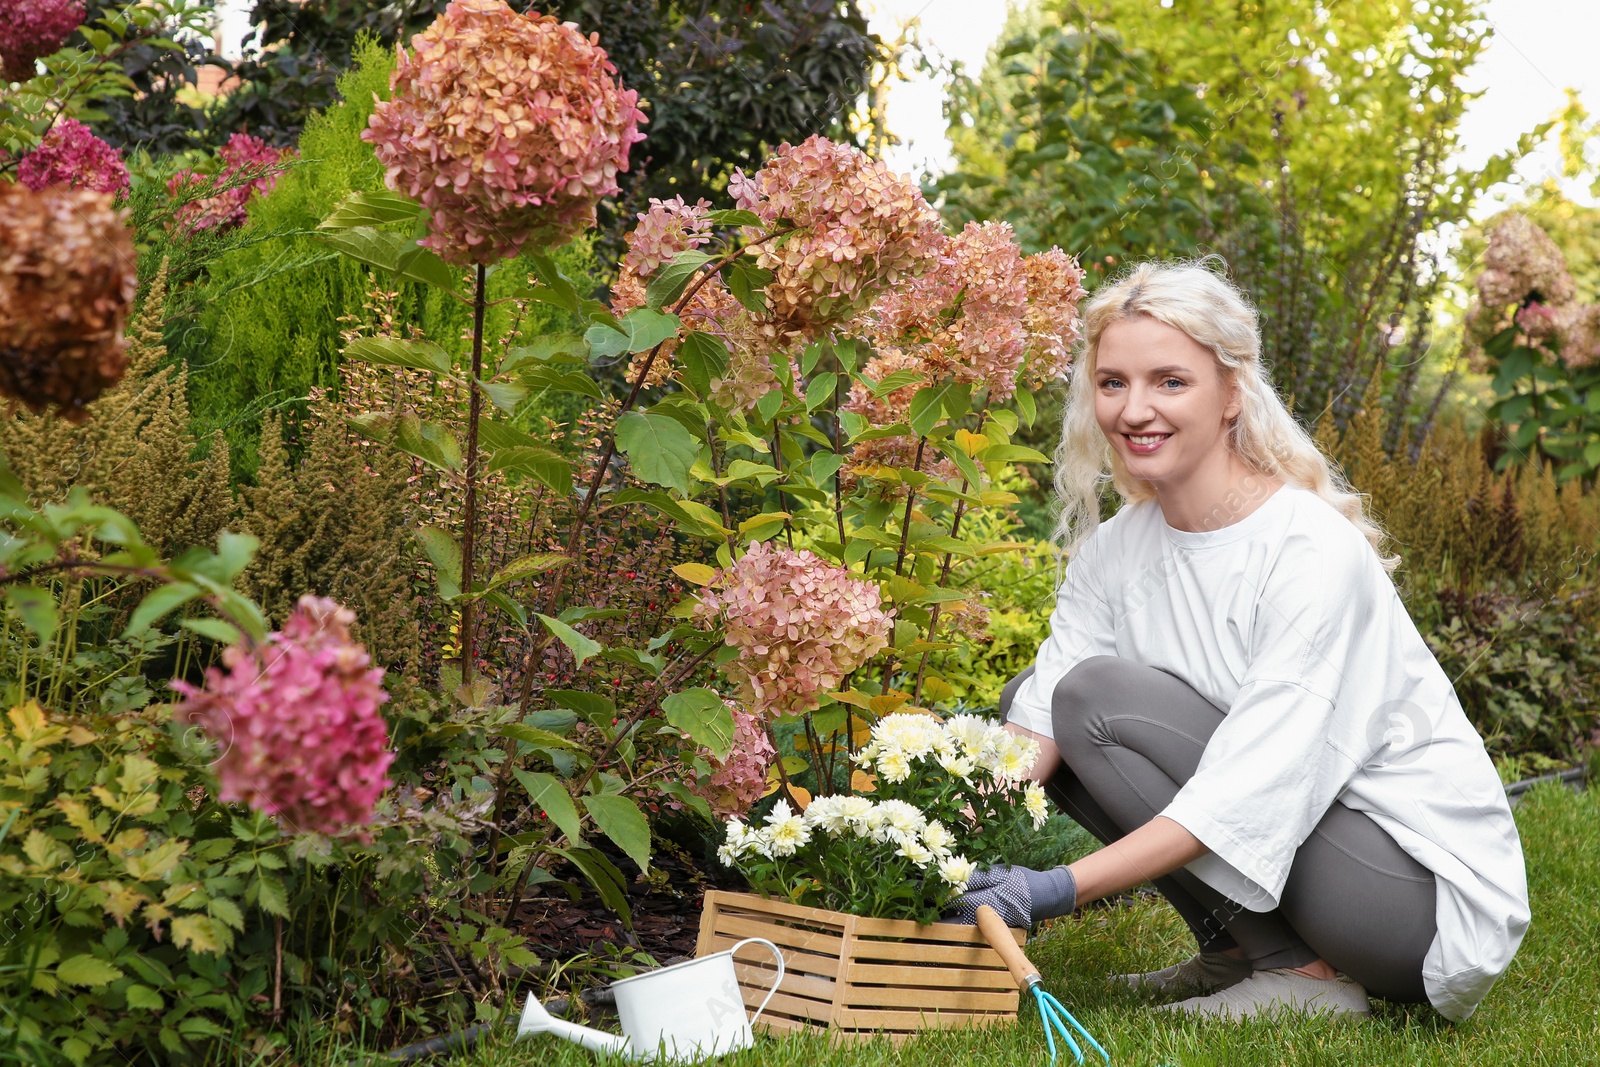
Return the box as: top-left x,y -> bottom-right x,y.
1155,968 -> 1371,1020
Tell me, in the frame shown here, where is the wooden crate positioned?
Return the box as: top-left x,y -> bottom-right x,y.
695,889 -> 1023,1043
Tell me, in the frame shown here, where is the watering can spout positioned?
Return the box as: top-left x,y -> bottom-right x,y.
518,994 -> 633,1058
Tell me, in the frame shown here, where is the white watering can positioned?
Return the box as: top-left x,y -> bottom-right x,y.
518,937 -> 786,1063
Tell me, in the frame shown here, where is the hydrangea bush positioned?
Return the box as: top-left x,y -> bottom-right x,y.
1467,214 -> 1600,482
716,713 -> 1046,921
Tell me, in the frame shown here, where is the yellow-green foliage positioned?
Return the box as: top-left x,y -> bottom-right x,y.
237,411 -> 421,674
0,264 -> 234,560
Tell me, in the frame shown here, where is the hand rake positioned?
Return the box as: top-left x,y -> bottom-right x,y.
975,905 -> 1110,1066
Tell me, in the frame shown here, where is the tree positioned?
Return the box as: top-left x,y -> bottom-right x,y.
938,0 -> 1544,449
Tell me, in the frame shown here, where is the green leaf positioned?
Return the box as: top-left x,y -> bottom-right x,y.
484,552 -> 569,593
708,208 -> 762,227
871,368 -> 927,397
755,387 -> 783,424
501,723 -> 578,750
56,955 -> 123,988
676,331 -> 731,399
555,846 -> 631,926
661,688 -> 736,761
518,365 -> 604,400
586,308 -> 682,359
908,384 -> 954,438
980,443 -> 1053,464
315,227 -> 461,295
122,582 -> 200,638
514,770 -> 583,843
615,412 -> 699,494
5,586 -> 57,645
537,614 -> 601,668
805,372 -> 838,412
497,334 -> 587,376
476,379 -> 527,414
125,983 -> 164,1011
600,647 -> 666,675
727,260 -> 773,314
347,412 -> 462,471
581,794 -> 652,872
645,249 -> 715,308
416,528 -> 463,600
318,189 -> 424,230
546,689 -> 616,724
487,444 -> 573,495
1014,386 -> 1037,427
611,488 -> 731,538
180,618 -> 242,644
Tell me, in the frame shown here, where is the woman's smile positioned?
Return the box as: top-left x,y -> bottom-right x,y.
1124,432 -> 1172,453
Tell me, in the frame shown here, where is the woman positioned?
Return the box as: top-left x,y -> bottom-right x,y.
952,261 -> 1529,1022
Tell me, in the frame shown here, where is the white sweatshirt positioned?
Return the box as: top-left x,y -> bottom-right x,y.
1005,483 -> 1530,1021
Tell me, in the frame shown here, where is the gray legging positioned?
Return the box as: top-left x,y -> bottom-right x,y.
1003,656 -> 1437,1003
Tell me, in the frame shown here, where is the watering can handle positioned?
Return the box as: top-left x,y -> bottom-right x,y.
728,937 -> 786,1027
975,904 -> 1041,989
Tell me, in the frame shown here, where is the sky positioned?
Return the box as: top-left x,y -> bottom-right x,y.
862,0 -> 1600,216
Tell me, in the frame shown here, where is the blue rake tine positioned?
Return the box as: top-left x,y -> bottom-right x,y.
1035,988 -> 1110,1065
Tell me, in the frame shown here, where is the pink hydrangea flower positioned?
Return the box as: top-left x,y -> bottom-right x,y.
693,701 -> 776,818
1019,246 -> 1087,387
0,0 -> 85,82
1475,215 -> 1575,310
693,542 -> 891,717
167,133 -> 295,232
17,118 -> 129,196
363,0 -> 647,265
1515,300 -> 1561,342
172,595 -> 395,837
1556,303 -> 1600,369
733,135 -> 944,340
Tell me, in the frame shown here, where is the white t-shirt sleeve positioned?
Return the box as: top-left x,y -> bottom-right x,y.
1159,529 -> 1381,910
1004,520 -> 1119,738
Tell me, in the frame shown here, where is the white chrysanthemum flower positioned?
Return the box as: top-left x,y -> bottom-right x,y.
992,734 -> 1039,784
937,748 -> 976,780
873,713 -> 942,759
869,798 -> 925,844
897,837 -> 934,868
834,795 -> 874,835
944,714 -> 994,757
938,854 -> 975,889
1024,781 -> 1049,829
763,800 -> 811,858
877,748 -> 913,783
921,819 -> 954,858
717,820 -> 753,865
803,795 -> 851,835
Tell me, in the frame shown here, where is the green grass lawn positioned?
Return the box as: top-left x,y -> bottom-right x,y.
432,784 -> 1597,1067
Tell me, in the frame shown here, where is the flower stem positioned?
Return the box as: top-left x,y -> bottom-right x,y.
893,436 -> 927,577
459,263 -> 487,684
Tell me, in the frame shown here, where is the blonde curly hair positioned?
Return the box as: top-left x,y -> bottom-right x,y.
1051,258 -> 1397,573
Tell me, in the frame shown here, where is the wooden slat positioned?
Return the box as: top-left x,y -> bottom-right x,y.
844,961 -> 1018,991
836,986 -> 1018,1012
731,961 -> 837,1003
702,913 -> 846,957
703,890 -> 849,933
835,1008 -> 1015,1031
704,936 -> 841,983
743,988 -> 837,1023
842,940 -> 1015,967
848,914 -> 1022,944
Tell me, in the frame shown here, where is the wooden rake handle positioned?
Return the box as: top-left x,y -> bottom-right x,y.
975,904 -> 1041,989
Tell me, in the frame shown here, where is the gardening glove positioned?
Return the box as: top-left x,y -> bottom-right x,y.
945,863 -> 1077,929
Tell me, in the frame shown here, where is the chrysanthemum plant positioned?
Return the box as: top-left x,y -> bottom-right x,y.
1467,215 -> 1600,483
318,0 -> 1084,921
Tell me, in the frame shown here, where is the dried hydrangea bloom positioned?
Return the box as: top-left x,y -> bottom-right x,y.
1556,304 -> 1600,369
1475,215 -> 1576,310
0,183 -> 134,420
0,0 -> 84,81
1515,300 -> 1562,342
17,118 -> 129,196
863,221 -> 1033,401
168,133 -> 295,232
694,541 -> 891,717
736,135 -> 944,340
172,596 -> 395,837
364,0 -> 646,264
693,701 -> 776,818
1019,246 -> 1087,387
